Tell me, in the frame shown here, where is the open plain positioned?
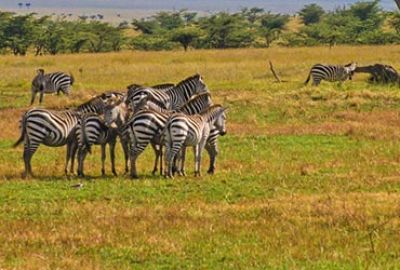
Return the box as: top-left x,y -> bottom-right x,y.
1,46 -> 400,269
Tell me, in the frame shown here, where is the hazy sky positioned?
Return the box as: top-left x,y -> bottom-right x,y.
0,0 -> 397,13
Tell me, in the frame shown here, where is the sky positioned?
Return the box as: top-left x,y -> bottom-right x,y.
0,0 -> 398,13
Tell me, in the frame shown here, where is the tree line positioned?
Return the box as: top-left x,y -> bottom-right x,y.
1,0 -> 400,55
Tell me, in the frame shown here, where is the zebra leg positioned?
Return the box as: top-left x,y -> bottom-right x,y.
65,141 -> 73,175
205,142 -> 218,175
30,91 -> 37,105
130,143 -> 148,179
120,137 -> 130,174
23,143 -> 39,178
70,141 -> 78,174
39,91 -> 44,104
77,148 -> 88,177
159,144 -> 163,176
194,139 -> 207,177
109,140 -> 117,176
101,144 -> 106,176
312,79 -> 321,86
151,143 -> 160,175
178,147 -> 187,176
193,145 -> 201,177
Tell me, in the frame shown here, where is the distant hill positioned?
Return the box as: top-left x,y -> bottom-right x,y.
0,0 -> 397,14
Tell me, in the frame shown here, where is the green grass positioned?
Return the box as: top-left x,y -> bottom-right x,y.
1,46 -> 400,269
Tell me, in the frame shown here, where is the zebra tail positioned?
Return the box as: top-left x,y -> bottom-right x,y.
70,73 -> 75,86
304,71 -> 311,85
13,113 -> 27,148
81,117 -> 92,154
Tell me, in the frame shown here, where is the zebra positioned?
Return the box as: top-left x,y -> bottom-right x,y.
75,113 -> 129,177
126,74 -> 208,111
64,91 -> 127,175
151,83 -> 175,91
104,92 -> 214,179
133,92 -> 216,176
31,69 -> 75,105
164,105 -> 227,178
13,94 -> 118,178
304,62 -> 357,86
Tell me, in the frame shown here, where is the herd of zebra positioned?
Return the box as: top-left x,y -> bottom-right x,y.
14,70 -> 227,179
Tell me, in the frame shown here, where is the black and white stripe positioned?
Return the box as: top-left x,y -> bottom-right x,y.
31,69 -> 75,104
104,92 -> 215,178
304,62 -> 357,86
75,113 -> 128,177
164,105 -> 227,178
14,95 -> 116,177
126,74 -> 208,110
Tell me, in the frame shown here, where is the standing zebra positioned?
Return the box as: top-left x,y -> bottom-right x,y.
104,92 -> 215,178
64,91 -> 126,175
14,95 -> 114,178
304,62 -> 357,86
164,105 -> 227,178
75,113 -> 128,177
31,69 -> 75,105
126,74 -> 208,110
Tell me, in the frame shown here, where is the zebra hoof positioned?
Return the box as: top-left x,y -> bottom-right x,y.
101,169 -> 105,176
194,171 -> 201,177
207,169 -> 215,175
130,174 -> 139,179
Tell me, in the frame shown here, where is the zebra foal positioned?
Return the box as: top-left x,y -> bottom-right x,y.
31,69 -> 75,105
304,62 -> 357,86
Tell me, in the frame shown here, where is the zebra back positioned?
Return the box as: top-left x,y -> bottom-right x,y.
165,74 -> 208,109
178,92 -> 213,114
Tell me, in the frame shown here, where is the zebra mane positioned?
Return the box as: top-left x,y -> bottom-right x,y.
200,104 -> 225,122
76,96 -> 105,113
174,73 -> 202,88
178,92 -> 212,111
151,83 -> 175,90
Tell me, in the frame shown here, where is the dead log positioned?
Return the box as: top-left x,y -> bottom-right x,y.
268,61 -> 287,83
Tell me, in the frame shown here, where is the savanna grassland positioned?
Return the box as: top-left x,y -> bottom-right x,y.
1,46 -> 400,269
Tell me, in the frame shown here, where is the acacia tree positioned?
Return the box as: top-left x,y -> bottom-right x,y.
298,4 -> 325,25
259,13 -> 289,47
4,14 -> 35,55
171,27 -> 202,51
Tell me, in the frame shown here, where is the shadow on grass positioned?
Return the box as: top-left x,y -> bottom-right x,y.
1,172 -> 169,182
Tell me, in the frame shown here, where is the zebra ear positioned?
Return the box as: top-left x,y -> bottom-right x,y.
37,69 -> 45,75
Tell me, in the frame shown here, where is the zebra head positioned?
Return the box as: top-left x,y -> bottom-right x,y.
31,68 -> 45,93
103,98 -> 129,129
204,105 -> 228,136
344,62 -> 357,80
214,107 -> 227,136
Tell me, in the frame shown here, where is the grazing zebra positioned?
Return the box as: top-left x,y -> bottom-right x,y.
164,105 -> 227,178
75,113 -> 129,177
126,74 -> 208,110
304,62 -> 357,86
14,95 -> 117,178
31,69 -> 75,105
